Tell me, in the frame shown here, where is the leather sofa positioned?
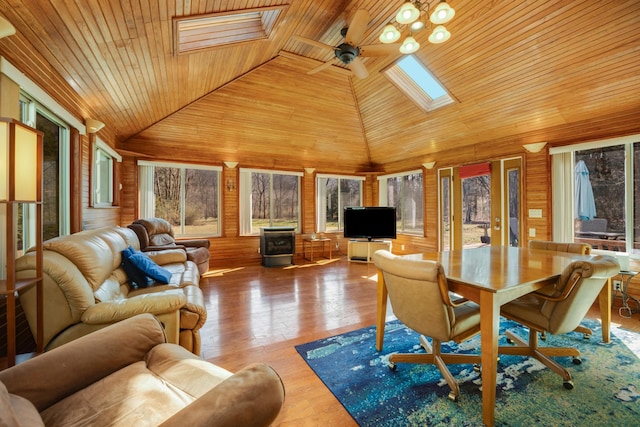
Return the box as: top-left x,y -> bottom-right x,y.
15,226 -> 206,354
0,314 -> 285,427
128,218 -> 211,275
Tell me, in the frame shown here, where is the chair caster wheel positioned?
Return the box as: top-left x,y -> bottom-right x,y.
473,364 -> 481,372
572,357 -> 582,365
563,380 -> 574,390
448,392 -> 459,402
506,338 -> 514,344
388,362 -> 397,371
540,332 -> 547,341
583,334 -> 591,340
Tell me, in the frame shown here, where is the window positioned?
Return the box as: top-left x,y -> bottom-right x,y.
378,170 -> 424,235
551,134 -> 640,257
92,139 -> 121,207
316,175 -> 363,232
20,96 -> 71,240
138,161 -> 221,236
384,55 -> 454,112
239,168 -> 301,235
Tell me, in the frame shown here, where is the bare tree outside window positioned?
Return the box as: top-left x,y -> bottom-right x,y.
386,173 -> 424,235
250,172 -> 299,231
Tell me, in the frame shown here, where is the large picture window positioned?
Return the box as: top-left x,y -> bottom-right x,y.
551,134 -> 640,257
316,174 -> 363,232
239,169 -> 301,235
138,161 -> 221,236
378,170 -> 424,235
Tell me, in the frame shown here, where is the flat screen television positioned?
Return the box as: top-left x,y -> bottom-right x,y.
343,207 -> 397,241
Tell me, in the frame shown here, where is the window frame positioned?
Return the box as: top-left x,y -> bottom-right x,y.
378,169 -> 424,236
316,174 -> 364,233
550,133 -> 640,259
91,138 -> 121,207
239,168 -> 302,236
138,160 -> 222,237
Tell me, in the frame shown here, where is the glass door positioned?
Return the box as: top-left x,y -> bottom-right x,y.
445,158 -> 522,250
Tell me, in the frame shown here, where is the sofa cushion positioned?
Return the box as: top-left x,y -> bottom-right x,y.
121,247 -> 152,288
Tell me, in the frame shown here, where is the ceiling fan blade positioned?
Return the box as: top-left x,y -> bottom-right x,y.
308,60 -> 337,75
349,57 -> 369,79
359,44 -> 402,57
292,35 -> 335,54
344,9 -> 370,46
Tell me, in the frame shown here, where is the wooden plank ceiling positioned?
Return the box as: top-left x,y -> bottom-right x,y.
0,0 -> 639,172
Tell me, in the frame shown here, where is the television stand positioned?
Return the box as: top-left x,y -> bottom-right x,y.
347,240 -> 392,263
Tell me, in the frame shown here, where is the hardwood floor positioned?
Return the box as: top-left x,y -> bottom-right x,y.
200,255 -> 640,426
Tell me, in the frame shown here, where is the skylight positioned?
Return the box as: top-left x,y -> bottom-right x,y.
173,6 -> 288,54
384,55 -> 454,112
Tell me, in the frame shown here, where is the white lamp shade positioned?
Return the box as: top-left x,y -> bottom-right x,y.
396,2 -> 420,25
430,1 -> 456,25
428,25 -> 451,44
399,36 -> 420,54
379,24 -> 401,43
0,119 -> 41,202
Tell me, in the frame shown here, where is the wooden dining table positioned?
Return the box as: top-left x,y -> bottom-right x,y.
375,246 -> 614,427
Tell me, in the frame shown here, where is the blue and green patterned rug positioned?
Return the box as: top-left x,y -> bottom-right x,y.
295,319 -> 640,426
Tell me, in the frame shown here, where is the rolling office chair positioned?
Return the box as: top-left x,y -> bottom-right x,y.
498,255 -> 619,389
528,240 -> 593,339
373,250 -> 482,402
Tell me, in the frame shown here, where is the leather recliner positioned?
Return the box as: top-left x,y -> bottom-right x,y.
128,218 -> 211,275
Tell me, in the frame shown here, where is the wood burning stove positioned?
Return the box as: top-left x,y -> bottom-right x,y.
260,227 -> 296,267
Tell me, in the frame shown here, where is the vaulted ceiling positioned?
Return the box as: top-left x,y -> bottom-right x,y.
0,1 -> 639,173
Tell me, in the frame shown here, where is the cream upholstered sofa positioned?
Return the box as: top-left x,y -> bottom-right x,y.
0,314 -> 285,427
15,226 -> 206,354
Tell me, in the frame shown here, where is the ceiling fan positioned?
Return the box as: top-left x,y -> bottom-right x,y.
292,9 -> 401,79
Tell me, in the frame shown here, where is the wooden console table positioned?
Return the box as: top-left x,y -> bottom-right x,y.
303,238 -> 332,261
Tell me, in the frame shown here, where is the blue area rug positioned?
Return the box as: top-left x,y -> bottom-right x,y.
295,319 -> 640,426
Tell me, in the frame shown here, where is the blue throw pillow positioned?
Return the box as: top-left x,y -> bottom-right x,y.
124,246 -> 172,284
121,247 -> 152,288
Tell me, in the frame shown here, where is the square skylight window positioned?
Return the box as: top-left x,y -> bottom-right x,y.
384,55 -> 455,112
174,6 -> 288,54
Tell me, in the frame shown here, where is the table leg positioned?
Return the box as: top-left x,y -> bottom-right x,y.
598,278 -> 611,343
480,291 -> 499,427
376,270 -> 388,351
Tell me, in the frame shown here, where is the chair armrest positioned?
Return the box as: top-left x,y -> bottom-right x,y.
178,239 -> 211,249
159,363 -> 285,427
81,292 -> 186,324
0,314 -> 166,412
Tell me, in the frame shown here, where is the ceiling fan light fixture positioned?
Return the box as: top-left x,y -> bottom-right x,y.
430,1 -> 455,25
399,36 -> 420,54
379,24 -> 401,43
396,2 -> 420,25
428,25 -> 450,43
410,19 -> 426,32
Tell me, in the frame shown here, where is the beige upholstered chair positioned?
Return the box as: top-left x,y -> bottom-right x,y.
499,255 -> 619,389
373,250 -> 482,402
129,218 -> 211,275
528,240 -> 593,339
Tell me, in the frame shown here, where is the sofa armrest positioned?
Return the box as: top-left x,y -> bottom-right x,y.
178,239 -> 211,249
81,292 -> 186,324
143,244 -> 186,252
159,363 -> 285,427
0,314 -> 166,412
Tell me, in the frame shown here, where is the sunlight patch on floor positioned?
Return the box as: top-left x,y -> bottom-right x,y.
283,258 -> 341,269
202,267 -> 245,277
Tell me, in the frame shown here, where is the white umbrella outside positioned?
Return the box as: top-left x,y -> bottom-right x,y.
574,160 -> 597,220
